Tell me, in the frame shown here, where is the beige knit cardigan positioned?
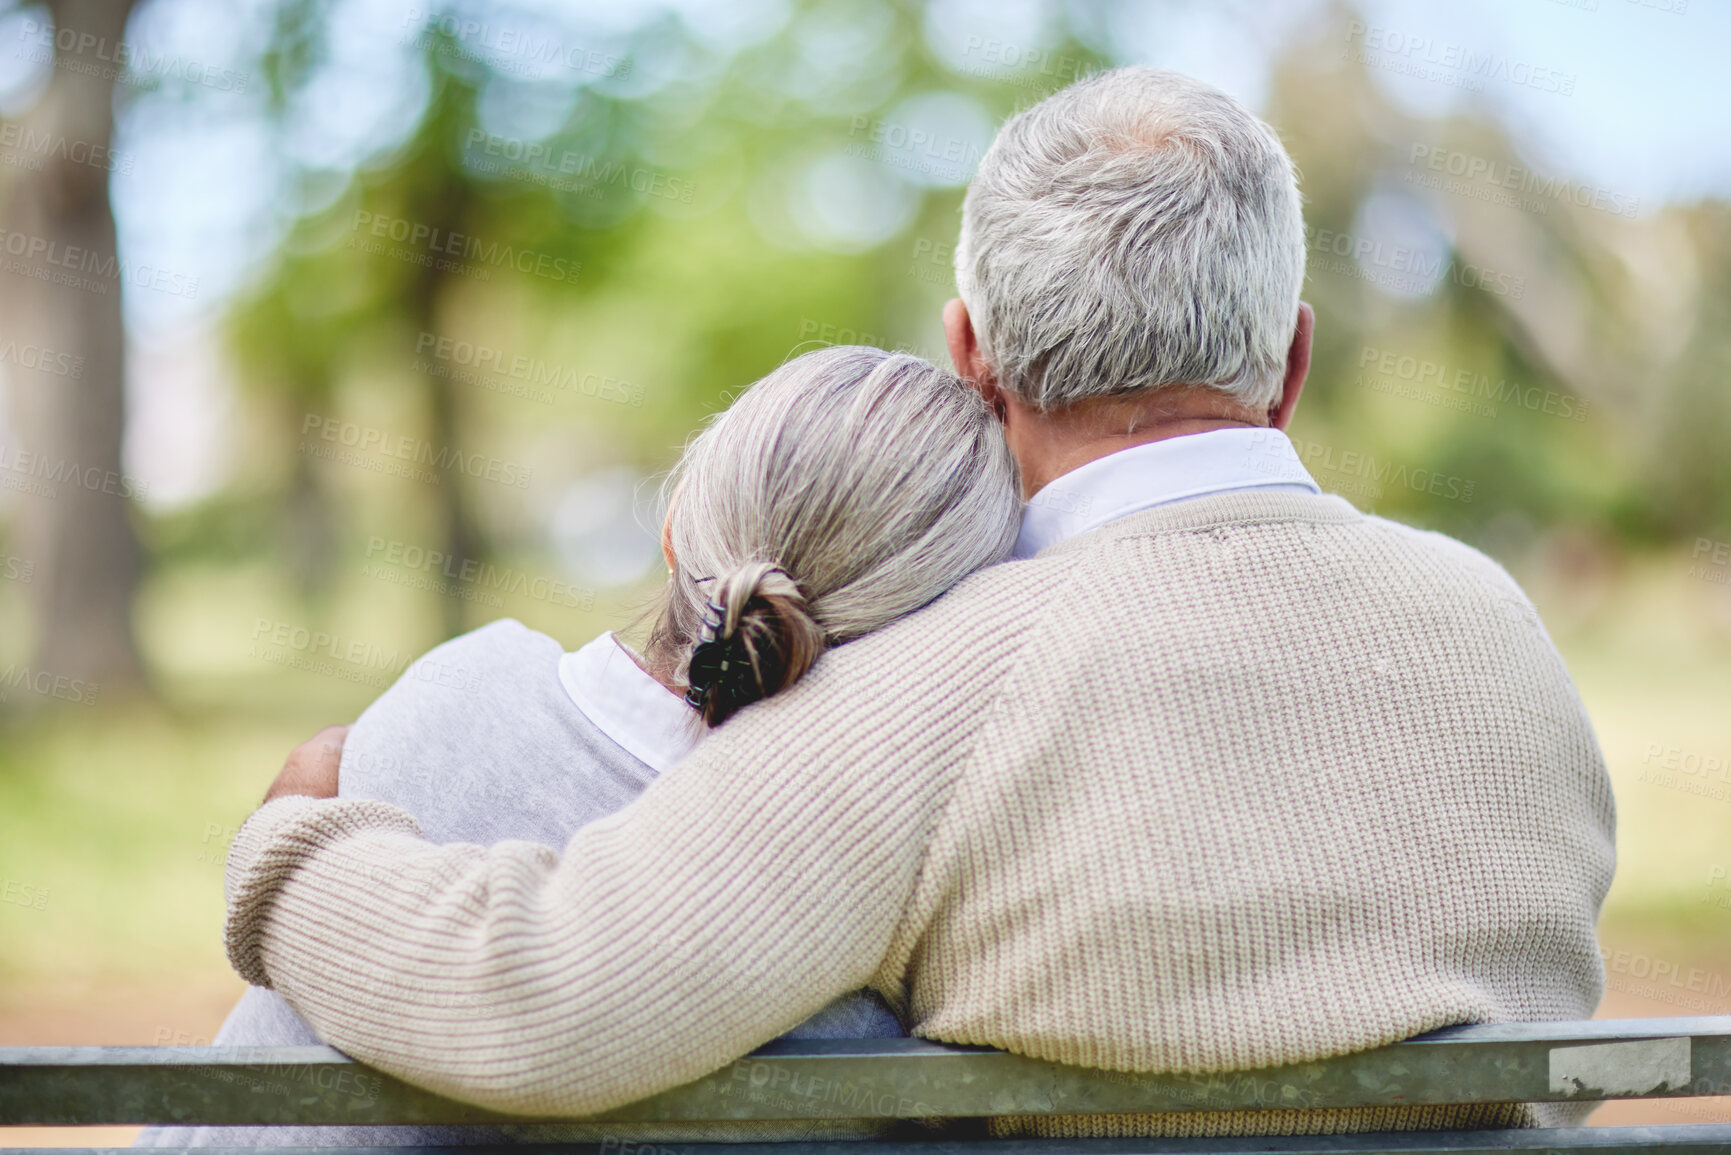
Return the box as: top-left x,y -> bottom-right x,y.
225,491 -> 1617,1138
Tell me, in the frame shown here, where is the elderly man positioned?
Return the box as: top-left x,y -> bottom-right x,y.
224,68 -> 1615,1137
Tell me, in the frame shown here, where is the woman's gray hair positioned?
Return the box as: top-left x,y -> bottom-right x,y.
647,345 -> 1021,722
954,66 -> 1306,412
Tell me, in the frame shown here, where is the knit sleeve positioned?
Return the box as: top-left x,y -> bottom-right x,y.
220,602 -> 1016,1117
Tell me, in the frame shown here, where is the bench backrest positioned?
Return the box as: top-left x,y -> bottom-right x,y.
3,1017 -> 1730,1130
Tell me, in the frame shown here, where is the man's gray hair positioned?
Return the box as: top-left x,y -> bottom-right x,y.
647,346 -> 1020,711
954,67 -> 1306,412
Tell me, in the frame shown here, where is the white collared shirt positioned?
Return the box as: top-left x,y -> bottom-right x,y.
1013,426 -> 1321,558
558,631 -> 700,774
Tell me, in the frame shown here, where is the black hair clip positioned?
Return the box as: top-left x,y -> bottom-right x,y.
685,597 -> 754,715
685,645 -> 759,719
693,596 -> 724,638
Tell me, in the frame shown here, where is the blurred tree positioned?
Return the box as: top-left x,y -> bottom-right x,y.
1263,18 -> 1668,549
228,11 -> 640,633
223,0 -> 1051,637
1641,204 -> 1731,541
0,0 -> 144,695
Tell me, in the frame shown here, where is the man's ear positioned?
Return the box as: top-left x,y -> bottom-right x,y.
943,298 -> 1004,417
1270,301 -> 1313,431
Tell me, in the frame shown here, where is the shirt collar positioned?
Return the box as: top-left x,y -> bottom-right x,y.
558,632 -> 702,774
1013,427 -> 1321,559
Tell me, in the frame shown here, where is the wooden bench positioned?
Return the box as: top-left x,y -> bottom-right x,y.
4,1017 -> 1730,1153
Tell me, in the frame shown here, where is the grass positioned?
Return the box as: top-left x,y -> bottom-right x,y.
1558,554 -> 1731,931
0,554 -> 645,997
0,704 -> 305,992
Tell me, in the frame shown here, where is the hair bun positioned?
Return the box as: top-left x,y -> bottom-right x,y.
684,562 -> 825,726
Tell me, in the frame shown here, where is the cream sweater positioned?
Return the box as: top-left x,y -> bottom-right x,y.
225,491 -> 1616,1138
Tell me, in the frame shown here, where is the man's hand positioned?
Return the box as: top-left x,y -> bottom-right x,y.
264,725 -> 351,803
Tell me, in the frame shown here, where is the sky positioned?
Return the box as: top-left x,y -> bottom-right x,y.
1074,0 -> 1731,207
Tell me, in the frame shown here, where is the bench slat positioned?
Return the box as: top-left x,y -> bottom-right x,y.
4,1124 -> 1731,1154
2,1018 -> 1728,1127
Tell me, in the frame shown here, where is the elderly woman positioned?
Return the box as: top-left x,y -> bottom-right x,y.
138,345 -> 1021,1148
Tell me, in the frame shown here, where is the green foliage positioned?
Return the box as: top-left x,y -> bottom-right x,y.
138,0 -> 1731,629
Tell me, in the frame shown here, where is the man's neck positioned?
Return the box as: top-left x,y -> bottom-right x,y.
1004,388 -> 1269,498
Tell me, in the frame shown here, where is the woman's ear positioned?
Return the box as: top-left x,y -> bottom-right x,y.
661,483 -> 680,573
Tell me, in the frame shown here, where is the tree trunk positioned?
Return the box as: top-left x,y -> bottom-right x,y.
284,433 -> 339,603
405,174 -> 478,642
1,0 -> 144,696
423,349 -> 477,640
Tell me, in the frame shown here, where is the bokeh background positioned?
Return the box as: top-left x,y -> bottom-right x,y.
3,0 -> 1729,1144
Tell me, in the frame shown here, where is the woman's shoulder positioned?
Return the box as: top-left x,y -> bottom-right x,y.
354,619 -> 564,727
345,619 -> 571,771
338,621 -> 605,831
402,618 -> 561,684
430,617 -> 562,661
